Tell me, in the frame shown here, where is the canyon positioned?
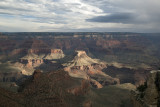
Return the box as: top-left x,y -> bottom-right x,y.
0,32 -> 160,107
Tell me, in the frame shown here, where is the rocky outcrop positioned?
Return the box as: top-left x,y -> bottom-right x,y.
90,79 -> 103,88
19,49 -> 65,70
64,51 -> 120,88
44,49 -> 65,60
17,69 -> 91,107
26,59 -> 43,68
0,69 -> 92,107
64,50 -> 100,67
131,70 -> 160,107
20,53 -> 44,68
143,70 -> 159,105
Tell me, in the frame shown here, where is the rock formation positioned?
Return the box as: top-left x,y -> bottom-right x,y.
17,69 -> 91,107
64,50 -> 120,88
18,49 -> 65,75
20,53 -> 44,68
44,49 -> 65,60
131,70 -> 160,107
0,70 -> 91,107
64,51 -> 99,67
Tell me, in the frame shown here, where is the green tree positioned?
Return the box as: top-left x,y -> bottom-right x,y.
137,81 -> 147,92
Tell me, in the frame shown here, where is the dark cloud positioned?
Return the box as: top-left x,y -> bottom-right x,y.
86,13 -> 136,24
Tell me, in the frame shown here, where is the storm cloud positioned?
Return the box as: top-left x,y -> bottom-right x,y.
87,13 -> 136,24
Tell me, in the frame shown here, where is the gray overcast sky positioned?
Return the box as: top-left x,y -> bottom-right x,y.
0,0 -> 160,32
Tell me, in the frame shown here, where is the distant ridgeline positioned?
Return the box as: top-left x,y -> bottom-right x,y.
1,32 -> 160,38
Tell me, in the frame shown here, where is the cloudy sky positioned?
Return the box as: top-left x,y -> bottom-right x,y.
0,0 -> 160,32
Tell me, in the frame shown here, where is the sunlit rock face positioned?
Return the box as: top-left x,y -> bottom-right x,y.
0,38 -> 66,76
44,49 -> 65,60
65,50 -> 100,67
20,53 -> 44,68
64,50 -> 120,88
20,49 -> 65,66
17,49 -> 65,75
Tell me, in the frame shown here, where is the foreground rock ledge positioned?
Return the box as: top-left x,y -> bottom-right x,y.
131,70 -> 160,107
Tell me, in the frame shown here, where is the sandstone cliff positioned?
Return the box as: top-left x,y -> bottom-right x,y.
44,49 -> 65,60
64,51 -> 120,88
17,49 -> 65,75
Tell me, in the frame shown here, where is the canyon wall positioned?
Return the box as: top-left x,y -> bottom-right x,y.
131,70 -> 160,107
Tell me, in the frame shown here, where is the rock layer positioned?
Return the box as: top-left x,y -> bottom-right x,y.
64,51 -> 120,88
